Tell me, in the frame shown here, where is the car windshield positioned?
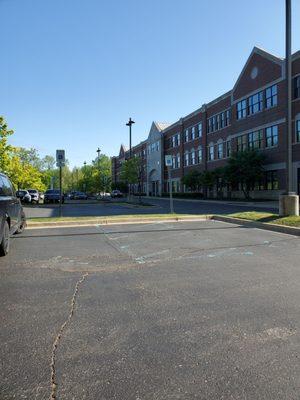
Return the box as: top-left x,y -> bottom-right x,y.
17,190 -> 27,195
45,190 -> 60,194
28,190 -> 38,193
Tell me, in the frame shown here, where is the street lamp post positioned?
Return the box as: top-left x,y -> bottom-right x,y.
96,148 -> 101,197
126,118 -> 135,199
83,161 -> 87,192
279,0 -> 299,216
126,117 -> 135,158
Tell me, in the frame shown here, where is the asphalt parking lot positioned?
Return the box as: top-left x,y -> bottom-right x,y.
23,197 -> 278,219
1,220 -> 300,399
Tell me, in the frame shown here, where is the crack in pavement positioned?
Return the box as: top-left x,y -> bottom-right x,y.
49,272 -> 89,400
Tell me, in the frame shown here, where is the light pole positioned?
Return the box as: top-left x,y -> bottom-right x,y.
83,161 -> 87,192
96,148 -> 101,197
279,0 -> 299,215
126,118 -> 135,158
126,118 -> 135,198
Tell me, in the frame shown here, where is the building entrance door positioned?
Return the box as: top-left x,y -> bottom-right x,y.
151,181 -> 158,196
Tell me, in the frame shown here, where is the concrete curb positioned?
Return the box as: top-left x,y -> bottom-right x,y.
26,216 -> 212,229
25,214 -> 300,236
212,215 -> 300,237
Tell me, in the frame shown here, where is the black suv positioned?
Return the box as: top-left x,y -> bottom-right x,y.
0,173 -> 26,256
44,189 -> 65,204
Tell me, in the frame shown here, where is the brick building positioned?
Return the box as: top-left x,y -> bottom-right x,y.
112,47 -> 300,199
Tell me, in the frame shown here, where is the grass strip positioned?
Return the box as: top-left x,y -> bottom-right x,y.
27,213 -> 204,224
228,211 -> 300,227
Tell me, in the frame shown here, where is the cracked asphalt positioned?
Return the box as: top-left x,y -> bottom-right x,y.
1,220 -> 300,399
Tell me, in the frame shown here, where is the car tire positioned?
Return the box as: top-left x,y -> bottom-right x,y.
0,221 -> 10,256
15,212 -> 26,234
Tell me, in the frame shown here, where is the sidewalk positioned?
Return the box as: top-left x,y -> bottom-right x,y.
144,196 -> 279,210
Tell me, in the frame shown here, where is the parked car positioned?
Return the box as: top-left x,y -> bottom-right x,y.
0,173 -> 26,256
73,191 -> 88,200
39,192 -> 45,202
67,191 -> 76,200
111,189 -> 123,198
27,189 -> 40,204
16,190 -> 31,204
44,189 -> 65,204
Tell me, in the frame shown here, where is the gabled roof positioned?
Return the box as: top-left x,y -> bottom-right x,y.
154,121 -> 171,131
232,46 -> 283,94
119,144 -> 127,157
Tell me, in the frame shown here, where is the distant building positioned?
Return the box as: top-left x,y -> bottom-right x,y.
112,47 -> 300,199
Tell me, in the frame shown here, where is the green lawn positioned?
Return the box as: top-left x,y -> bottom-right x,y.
228,211 -> 300,227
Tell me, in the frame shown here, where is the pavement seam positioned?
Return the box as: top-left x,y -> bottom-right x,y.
49,272 -> 89,400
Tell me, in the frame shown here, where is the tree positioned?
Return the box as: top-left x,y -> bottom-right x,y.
224,149 -> 265,200
200,171 -> 215,197
41,155 -> 56,170
120,158 -> 140,185
181,170 -> 201,191
0,116 -> 14,174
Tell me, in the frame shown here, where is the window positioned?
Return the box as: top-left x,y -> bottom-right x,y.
225,110 -> 230,126
226,140 -> 231,157
216,115 -> 220,130
248,91 -> 263,115
237,100 -> 247,119
208,118 -> 212,133
248,130 -> 263,149
294,76 -> 300,99
266,171 -> 279,190
184,151 -> 189,166
237,135 -> 247,152
172,156 -> 176,169
177,153 -> 181,168
296,120 -> 300,143
191,149 -> 196,165
208,145 -> 214,161
177,133 -> 181,146
191,126 -> 196,140
198,122 -> 202,137
212,116 -> 216,132
156,141 -> 159,151
0,176 -> 13,196
198,146 -> 202,163
220,112 -> 225,129
265,125 -> 278,148
172,136 -> 176,148
185,129 -> 189,142
217,142 -> 223,159
265,85 -> 277,108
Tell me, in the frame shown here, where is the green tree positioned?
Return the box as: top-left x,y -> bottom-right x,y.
200,170 -> 215,197
181,170 -> 201,191
224,149 -> 265,200
120,158 -> 140,185
0,116 -> 14,174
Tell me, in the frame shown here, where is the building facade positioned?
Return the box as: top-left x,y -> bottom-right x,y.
112,47 -> 300,199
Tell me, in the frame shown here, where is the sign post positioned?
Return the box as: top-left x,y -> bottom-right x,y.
56,150 -> 65,218
165,155 -> 174,214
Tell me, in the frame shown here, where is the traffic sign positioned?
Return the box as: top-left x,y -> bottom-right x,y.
56,150 -> 65,167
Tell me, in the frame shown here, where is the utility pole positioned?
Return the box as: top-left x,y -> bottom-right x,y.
279,0 -> 299,216
96,148 -> 101,197
126,118 -> 135,199
126,118 -> 135,158
286,0 -> 292,194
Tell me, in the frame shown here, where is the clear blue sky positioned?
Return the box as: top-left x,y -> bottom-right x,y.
1,0 -> 299,168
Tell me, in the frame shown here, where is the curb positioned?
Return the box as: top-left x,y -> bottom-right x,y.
26,216 -> 212,229
212,215 -> 300,237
